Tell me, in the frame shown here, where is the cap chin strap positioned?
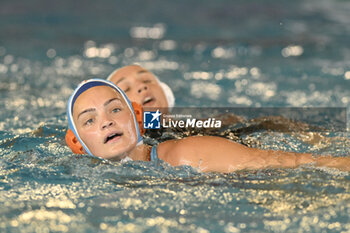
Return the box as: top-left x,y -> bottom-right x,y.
65,102 -> 144,154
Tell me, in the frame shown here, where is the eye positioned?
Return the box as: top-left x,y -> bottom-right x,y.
112,107 -> 121,113
124,87 -> 130,92
143,80 -> 152,84
84,118 -> 94,126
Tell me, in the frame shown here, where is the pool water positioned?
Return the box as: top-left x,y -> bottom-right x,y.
1,0 -> 350,232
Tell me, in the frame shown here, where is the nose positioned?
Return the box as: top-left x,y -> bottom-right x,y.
101,117 -> 115,130
137,83 -> 148,93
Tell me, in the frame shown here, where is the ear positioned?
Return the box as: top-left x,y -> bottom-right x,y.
131,102 -> 145,136
65,128 -> 85,154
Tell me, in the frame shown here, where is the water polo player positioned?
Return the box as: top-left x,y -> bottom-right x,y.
66,79 -> 350,173
107,64 -> 175,113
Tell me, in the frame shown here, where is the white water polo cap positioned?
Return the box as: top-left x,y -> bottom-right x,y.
67,79 -> 143,157
155,76 -> 175,111
107,68 -> 175,110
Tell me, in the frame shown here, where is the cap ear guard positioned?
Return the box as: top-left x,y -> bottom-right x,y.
65,102 -> 144,154
65,128 -> 85,154
131,102 -> 145,136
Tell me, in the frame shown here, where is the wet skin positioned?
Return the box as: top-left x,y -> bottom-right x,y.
72,85 -> 350,173
108,65 -> 168,110
73,86 -> 139,160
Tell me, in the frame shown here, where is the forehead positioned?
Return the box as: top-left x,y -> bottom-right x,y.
73,86 -> 125,112
110,66 -> 156,82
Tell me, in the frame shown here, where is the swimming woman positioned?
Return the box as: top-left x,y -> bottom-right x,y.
107,64 -> 175,113
66,79 -> 350,173
65,64 -> 175,146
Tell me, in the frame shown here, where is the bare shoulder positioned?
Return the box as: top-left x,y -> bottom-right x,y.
157,136 -> 217,154
177,135 -> 245,149
157,139 -> 191,166
156,136 -> 244,167
156,136 -> 267,173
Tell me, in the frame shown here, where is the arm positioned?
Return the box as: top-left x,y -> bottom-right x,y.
157,136 -> 349,173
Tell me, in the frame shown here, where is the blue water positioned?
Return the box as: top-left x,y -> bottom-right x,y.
1,0 -> 350,232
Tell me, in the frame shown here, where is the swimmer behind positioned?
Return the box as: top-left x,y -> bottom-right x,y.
65,64 -> 175,147
107,64 -> 175,113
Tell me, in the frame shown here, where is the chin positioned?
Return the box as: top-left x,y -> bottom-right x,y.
109,144 -> 135,160
110,153 -> 128,161
100,151 -> 127,161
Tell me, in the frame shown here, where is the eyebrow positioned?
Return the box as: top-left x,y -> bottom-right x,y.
77,98 -> 122,120
104,97 -> 122,107
116,77 -> 125,84
116,70 -> 149,84
77,108 -> 95,120
137,70 -> 148,74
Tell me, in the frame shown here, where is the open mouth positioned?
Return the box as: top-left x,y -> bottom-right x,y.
104,132 -> 123,144
143,96 -> 155,106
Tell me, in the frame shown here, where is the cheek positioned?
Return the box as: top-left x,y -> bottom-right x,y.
127,120 -> 137,144
78,127 -> 101,150
127,92 -> 140,103
154,87 -> 167,106
121,113 -> 138,144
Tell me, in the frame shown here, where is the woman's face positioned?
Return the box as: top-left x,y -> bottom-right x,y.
109,65 -> 168,109
73,85 -> 137,160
